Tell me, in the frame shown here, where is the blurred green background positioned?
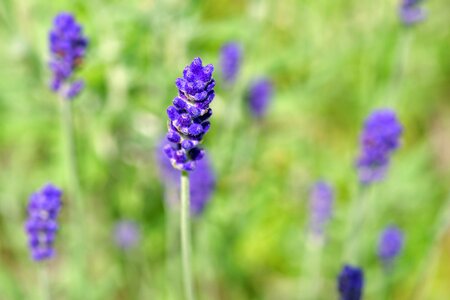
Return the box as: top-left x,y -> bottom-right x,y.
0,0 -> 449,299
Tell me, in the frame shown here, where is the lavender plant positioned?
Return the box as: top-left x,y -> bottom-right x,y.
220,42 -> 242,85
164,57 -> 215,172
48,12 -> 88,207
247,78 -> 273,119
25,184 -> 62,261
301,181 -> 334,298
48,11 -> 88,213
345,109 -> 403,262
48,12 -> 88,298
49,13 -> 88,100
164,57 -> 215,300
399,0 -> 426,26
220,77 -> 273,173
309,181 -> 334,236
356,109 -> 403,185
338,265 -> 364,300
25,184 -> 63,300
378,226 -> 404,266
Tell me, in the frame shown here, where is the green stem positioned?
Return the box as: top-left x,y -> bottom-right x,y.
39,263 -> 50,300
343,185 -> 369,264
300,233 -> 323,299
60,98 -> 87,298
61,99 -> 82,212
382,268 -> 393,299
180,171 -> 194,300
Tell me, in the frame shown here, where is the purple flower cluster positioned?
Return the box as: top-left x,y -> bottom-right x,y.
378,226 -> 404,264
164,58 -> 215,171
24,184 -> 62,261
49,12 -> 88,100
338,265 -> 364,300
356,109 -> 403,184
399,0 -> 426,26
114,220 -> 141,250
157,141 -> 216,215
247,78 -> 273,119
309,181 -> 334,235
220,42 -> 242,85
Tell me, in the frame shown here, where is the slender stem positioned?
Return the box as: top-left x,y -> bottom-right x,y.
180,171 -> 194,300
382,266 -> 393,299
60,98 -> 87,298
343,185 -> 368,264
300,233 -> 323,299
39,262 -> 50,300
61,99 -> 82,212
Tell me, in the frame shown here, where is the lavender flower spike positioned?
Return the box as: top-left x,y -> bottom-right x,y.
220,42 -> 242,85
164,57 -> 215,171
247,78 -> 273,119
338,265 -> 364,300
309,181 -> 334,235
356,109 -> 403,184
25,184 -> 62,261
157,140 -> 216,215
49,12 -> 88,100
399,0 -> 426,26
378,226 -> 404,264
114,220 -> 141,250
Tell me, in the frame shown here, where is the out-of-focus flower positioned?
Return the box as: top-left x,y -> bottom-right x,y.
356,109 -> 403,184
189,155 -> 216,214
220,42 -> 242,85
399,0 -> 426,26
338,265 -> 364,300
247,78 -> 273,119
164,57 -> 215,171
114,220 -> 141,250
156,140 -> 216,215
378,226 -> 404,264
309,181 -> 334,235
25,184 -> 62,261
49,12 -> 88,100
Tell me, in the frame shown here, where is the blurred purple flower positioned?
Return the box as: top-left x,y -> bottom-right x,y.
164,57 -> 215,171
309,181 -> 334,235
378,226 -> 404,264
220,42 -> 242,85
114,220 -> 140,250
49,12 -> 88,100
399,0 -> 426,26
189,155 -> 216,214
338,265 -> 364,300
356,109 -> 403,184
25,183 -> 62,261
156,141 -> 216,216
247,78 -> 273,119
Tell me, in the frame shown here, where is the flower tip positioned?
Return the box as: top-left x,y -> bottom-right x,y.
192,57 -> 203,66
204,64 -> 214,74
